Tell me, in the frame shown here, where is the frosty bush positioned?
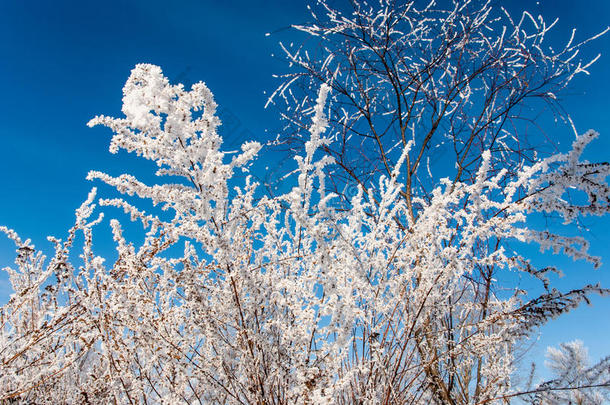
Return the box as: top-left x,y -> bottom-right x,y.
1,1 -> 609,404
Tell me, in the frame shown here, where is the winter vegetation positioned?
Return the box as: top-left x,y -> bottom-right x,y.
1,0 -> 609,403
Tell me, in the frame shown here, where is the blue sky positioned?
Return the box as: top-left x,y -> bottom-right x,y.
0,0 -> 609,379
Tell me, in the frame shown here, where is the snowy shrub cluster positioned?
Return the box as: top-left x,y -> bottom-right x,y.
1,1 -> 609,403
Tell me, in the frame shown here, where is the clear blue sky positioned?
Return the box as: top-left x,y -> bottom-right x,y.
0,0 -> 608,379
